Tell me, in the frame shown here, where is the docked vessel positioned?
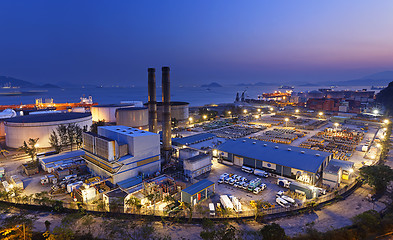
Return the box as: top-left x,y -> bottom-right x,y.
278,85 -> 294,90
0,96 -> 96,111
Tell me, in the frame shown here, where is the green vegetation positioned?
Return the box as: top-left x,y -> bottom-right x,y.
359,164 -> 393,194
90,120 -> 106,134
376,81 -> 393,115
49,123 -> 84,152
19,138 -> 39,161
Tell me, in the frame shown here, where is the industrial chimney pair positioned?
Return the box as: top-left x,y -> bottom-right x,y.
148,67 -> 171,162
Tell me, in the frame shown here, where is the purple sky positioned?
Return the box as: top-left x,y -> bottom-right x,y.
0,0 -> 392,86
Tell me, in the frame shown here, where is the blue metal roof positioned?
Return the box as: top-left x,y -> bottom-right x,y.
216,138 -> 331,173
329,159 -> 354,171
40,150 -> 85,164
172,133 -> 216,146
182,179 -> 214,196
117,176 -> 142,190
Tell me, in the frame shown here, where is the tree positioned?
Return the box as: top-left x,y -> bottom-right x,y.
19,138 -> 39,161
75,125 -> 83,149
67,123 -> 77,151
259,223 -> 287,240
125,196 -> 141,213
49,130 -> 62,153
352,210 -> 381,234
90,120 -> 106,134
360,164 -> 393,193
376,81 -> 393,115
57,125 -> 69,150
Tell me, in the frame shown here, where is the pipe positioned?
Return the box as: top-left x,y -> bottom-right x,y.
162,66 -> 172,161
148,68 -> 157,133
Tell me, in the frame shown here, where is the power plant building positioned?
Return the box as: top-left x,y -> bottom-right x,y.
4,113 -> 92,148
82,125 -> 161,184
215,138 -> 333,185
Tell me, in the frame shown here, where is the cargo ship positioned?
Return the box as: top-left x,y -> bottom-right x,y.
0,96 -> 96,111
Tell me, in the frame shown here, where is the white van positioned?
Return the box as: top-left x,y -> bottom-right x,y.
242,166 -> 253,173
276,197 -> 290,208
209,203 -> 215,216
254,169 -> 268,178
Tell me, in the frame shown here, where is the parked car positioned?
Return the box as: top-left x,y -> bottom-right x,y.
229,179 -> 236,185
218,178 -> 224,184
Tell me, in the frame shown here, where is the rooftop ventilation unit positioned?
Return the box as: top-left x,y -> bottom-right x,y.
287,148 -> 291,151
275,146 -> 279,149
315,153 -> 320,157
301,151 -> 305,154
263,144 -> 267,147
253,142 -> 256,144
242,140 -> 246,143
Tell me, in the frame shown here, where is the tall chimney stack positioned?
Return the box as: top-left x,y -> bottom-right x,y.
162,66 -> 172,162
148,68 -> 157,133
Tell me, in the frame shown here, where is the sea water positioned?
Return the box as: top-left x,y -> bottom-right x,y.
0,85 -> 373,107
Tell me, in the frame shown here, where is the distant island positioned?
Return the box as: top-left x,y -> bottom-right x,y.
236,82 -> 276,87
328,71 -> 393,86
0,76 -> 61,89
201,82 -> 222,88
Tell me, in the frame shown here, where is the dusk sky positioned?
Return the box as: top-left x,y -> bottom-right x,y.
1,0 -> 393,86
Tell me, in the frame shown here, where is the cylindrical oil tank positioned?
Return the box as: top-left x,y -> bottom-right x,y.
149,101 -> 189,122
91,104 -> 134,123
116,107 -> 148,129
4,113 -> 92,148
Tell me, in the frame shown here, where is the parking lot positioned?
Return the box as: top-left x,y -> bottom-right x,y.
204,159 -> 298,211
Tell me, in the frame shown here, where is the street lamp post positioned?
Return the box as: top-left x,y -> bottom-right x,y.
318,112 -> 323,118
284,118 -> 289,127
334,122 -> 339,131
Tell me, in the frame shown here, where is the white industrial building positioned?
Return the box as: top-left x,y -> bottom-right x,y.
4,113 -> 92,148
82,125 -> 161,184
183,153 -> 212,182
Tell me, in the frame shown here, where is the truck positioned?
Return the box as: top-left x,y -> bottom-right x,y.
254,169 -> 268,178
10,175 -> 24,189
248,178 -> 262,191
209,203 -> 215,216
220,195 -> 234,210
277,178 -> 291,188
276,191 -> 296,205
230,196 -> 242,212
276,197 -> 290,208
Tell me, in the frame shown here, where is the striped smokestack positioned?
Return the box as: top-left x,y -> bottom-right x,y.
148,68 -> 157,133
162,66 -> 172,162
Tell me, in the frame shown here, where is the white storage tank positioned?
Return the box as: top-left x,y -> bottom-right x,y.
147,101 -> 189,122
4,113 -> 92,148
115,107 -> 148,129
91,104 -> 134,123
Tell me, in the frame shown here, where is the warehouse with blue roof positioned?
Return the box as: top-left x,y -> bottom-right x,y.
215,138 -> 333,185
181,179 -> 215,206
